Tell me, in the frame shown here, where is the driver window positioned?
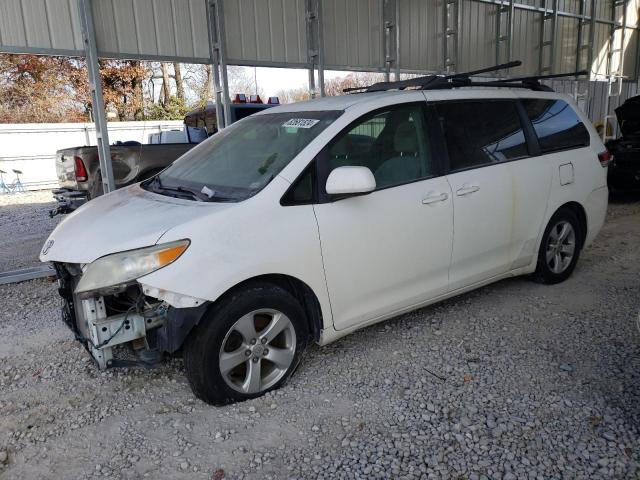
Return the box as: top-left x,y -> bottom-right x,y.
327,104 -> 433,189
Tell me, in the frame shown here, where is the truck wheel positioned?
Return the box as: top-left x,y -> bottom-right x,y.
89,171 -> 104,200
184,282 -> 308,405
532,208 -> 582,284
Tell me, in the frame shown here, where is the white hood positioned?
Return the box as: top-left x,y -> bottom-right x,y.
40,184 -> 233,264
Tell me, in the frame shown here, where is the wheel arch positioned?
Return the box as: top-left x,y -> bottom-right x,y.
556,201 -> 588,249
210,274 -> 325,343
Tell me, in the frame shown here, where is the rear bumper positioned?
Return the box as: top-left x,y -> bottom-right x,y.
50,188 -> 88,217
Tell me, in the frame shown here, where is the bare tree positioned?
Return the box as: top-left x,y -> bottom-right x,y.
323,72 -> 384,96
173,62 -> 185,100
160,63 -> 171,106
275,87 -> 311,104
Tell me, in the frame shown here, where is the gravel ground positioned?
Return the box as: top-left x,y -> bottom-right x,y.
0,190 -> 60,271
0,194 -> 639,479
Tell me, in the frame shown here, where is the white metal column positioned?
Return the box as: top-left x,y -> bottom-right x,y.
78,0 -> 115,193
495,0 -> 514,74
217,0 -> 231,127
305,0 -> 321,98
206,0 -> 224,132
444,0 -> 461,74
603,0 -> 629,142
383,0 -> 397,82
538,0 -> 558,74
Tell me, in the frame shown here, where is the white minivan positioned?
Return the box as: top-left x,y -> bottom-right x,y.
41,81 -> 609,405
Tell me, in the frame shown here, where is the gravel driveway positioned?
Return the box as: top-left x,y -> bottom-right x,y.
0,191 -> 60,271
0,194 -> 639,479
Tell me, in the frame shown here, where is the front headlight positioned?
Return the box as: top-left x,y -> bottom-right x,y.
75,240 -> 189,294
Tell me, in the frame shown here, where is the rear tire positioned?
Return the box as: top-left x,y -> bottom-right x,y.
184,282 -> 308,405
532,208 -> 582,284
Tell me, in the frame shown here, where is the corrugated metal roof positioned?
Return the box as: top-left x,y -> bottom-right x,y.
0,0 -> 637,80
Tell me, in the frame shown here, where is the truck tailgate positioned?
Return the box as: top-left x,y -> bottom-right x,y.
56,150 -> 79,189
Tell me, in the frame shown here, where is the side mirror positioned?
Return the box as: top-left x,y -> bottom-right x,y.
325,166 -> 376,196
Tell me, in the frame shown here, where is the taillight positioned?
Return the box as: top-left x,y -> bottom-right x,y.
598,150 -> 612,168
74,156 -> 88,182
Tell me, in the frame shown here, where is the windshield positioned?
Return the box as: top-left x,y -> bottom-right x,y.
147,110 -> 341,202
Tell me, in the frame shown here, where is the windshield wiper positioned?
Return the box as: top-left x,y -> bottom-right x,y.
147,177 -> 207,202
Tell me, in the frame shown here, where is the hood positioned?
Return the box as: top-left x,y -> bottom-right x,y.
615,95 -> 640,138
40,184 -> 234,264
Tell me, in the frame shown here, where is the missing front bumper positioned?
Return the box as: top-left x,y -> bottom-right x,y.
54,263 -> 208,369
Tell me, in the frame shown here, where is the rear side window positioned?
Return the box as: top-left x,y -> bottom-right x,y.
521,99 -> 590,153
434,100 -> 528,172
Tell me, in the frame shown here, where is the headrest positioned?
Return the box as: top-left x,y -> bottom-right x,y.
331,136 -> 351,157
394,122 -> 418,153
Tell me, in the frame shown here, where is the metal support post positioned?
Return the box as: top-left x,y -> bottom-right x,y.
78,0 -> 114,193
495,0 -> 513,74
317,0 -> 325,96
383,0 -> 397,82
394,0 -> 401,80
603,0 -> 629,142
206,0 -> 224,132
305,0 -> 319,98
216,0 -> 231,127
444,0 -> 461,74
538,0 -> 558,74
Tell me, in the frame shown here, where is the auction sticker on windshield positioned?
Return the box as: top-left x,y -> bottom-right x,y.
282,118 -> 320,129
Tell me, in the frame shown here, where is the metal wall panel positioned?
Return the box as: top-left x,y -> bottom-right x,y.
224,0 -> 308,66
511,8 -> 541,75
0,0 -> 83,55
322,0 -> 384,70
397,0 -> 442,72
458,1 -> 497,72
92,0 -> 209,62
554,16 -> 579,73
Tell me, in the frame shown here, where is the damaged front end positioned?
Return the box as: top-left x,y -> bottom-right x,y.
54,262 -> 208,369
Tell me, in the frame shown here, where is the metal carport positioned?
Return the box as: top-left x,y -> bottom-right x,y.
0,0 -> 638,193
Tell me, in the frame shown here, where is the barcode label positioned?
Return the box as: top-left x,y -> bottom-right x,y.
282,118 -> 320,129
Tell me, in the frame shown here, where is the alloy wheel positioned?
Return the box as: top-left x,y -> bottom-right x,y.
545,220 -> 576,274
218,309 -> 297,394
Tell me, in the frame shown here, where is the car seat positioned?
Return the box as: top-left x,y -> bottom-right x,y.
374,123 -> 422,188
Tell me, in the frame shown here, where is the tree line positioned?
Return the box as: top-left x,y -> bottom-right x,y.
0,54 -> 384,124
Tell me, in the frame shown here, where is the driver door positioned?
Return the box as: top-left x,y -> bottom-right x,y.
313,100 -> 453,331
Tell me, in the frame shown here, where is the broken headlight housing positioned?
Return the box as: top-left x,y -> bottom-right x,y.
75,239 -> 189,295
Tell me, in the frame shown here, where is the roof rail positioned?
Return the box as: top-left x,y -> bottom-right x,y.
344,62 -> 589,94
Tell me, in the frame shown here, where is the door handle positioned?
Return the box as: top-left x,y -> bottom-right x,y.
422,192 -> 449,204
456,185 -> 480,196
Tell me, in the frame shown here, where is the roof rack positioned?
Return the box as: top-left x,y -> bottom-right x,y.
343,61 -> 522,93
344,61 -> 589,94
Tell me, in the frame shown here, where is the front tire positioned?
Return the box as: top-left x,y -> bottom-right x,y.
532,208 -> 582,284
184,282 -> 308,405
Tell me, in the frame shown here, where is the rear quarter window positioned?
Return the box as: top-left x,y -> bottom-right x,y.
521,99 -> 590,153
